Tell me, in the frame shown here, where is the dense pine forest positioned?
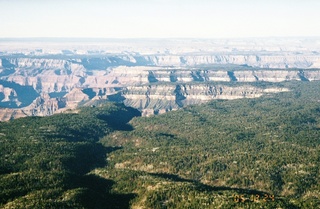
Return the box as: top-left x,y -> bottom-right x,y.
0,81 -> 320,209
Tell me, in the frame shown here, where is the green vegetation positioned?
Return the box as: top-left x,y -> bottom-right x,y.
0,103 -> 140,208
99,81 -> 320,208
1,81 -> 320,208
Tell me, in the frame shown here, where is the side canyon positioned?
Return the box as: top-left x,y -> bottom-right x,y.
1,38 -> 320,120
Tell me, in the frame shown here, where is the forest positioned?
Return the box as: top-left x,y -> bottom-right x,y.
0,81 -> 319,208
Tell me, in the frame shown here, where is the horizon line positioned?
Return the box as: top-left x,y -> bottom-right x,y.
1,36 -> 320,41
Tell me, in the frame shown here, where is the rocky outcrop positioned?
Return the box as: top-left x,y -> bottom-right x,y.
3,58 -> 320,90
0,85 -> 19,103
21,94 -> 65,117
0,108 -> 27,121
0,60 -> 319,120
2,54 -> 320,70
143,55 -> 319,68
1,39 -> 320,121
123,84 -> 289,116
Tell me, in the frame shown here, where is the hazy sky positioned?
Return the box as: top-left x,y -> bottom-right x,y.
1,0 -> 320,38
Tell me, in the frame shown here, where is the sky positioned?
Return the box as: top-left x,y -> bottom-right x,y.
0,0 -> 320,39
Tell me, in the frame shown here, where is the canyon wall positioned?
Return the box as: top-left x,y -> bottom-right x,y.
1,46 -> 320,120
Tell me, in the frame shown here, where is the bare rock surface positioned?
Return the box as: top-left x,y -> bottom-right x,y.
0,38 -> 319,120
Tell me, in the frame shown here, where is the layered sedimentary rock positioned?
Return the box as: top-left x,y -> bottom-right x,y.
0,45 -> 320,121
144,54 -> 320,69
2,54 -> 320,71
123,84 -> 289,116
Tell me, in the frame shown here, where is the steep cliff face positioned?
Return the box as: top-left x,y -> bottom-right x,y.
123,84 -> 289,116
2,58 -> 86,93
2,53 -> 320,73
111,68 -> 320,84
0,85 -> 19,104
21,94 -> 66,117
4,58 -> 320,91
0,53 -> 320,120
144,54 -> 319,68
233,70 -> 303,82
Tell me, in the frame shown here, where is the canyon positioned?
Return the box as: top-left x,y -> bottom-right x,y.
0,38 -> 320,120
